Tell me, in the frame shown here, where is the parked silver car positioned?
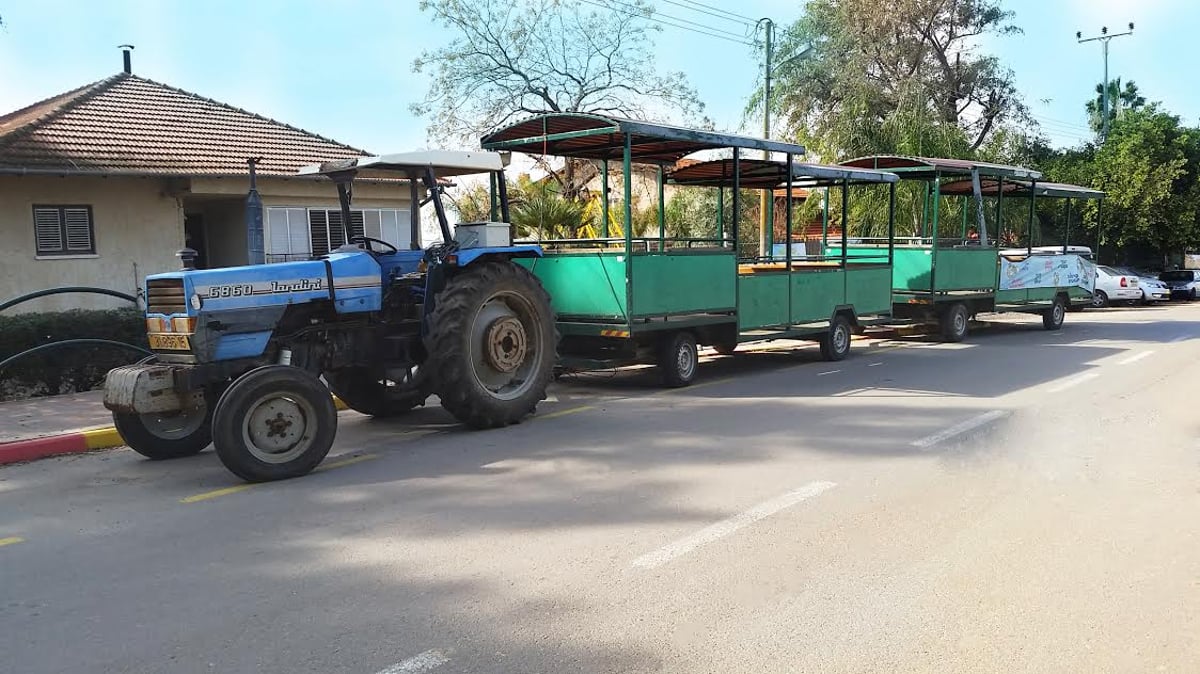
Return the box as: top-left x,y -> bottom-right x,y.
1113,267 -> 1169,304
1159,269 -> 1200,301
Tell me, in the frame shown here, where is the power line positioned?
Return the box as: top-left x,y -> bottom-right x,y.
577,0 -> 755,45
658,0 -> 756,27
676,0 -> 757,23
610,0 -> 753,40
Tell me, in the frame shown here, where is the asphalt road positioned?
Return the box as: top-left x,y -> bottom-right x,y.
2,303 -> 1199,673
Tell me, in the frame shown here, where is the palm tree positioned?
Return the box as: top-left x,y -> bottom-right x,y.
1085,78 -> 1146,134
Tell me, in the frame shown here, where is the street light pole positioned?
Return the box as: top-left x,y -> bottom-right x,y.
1077,23 -> 1134,142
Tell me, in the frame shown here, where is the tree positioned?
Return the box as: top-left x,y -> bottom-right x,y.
756,0 -> 1027,160
413,0 -> 705,149
1085,78 -> 1146,135
1087,105 -> 1200,261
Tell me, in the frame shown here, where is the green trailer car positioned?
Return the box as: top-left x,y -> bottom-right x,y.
835,156 -> 1103,341
479,113 -> 899,386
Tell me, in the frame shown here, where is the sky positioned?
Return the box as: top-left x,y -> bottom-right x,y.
1,0 -> 1197,157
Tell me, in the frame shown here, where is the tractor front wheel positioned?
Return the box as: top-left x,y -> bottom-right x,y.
426,261 -> 557,429
212,366 -> 337,482
113,399 -> 212,460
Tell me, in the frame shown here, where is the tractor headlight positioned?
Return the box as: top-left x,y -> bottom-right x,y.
190,294 -> 202,311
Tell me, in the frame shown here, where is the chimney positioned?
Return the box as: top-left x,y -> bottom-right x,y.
118,44 -> 134,74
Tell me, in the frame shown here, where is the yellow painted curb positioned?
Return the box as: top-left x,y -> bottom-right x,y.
82,427 -> 125,450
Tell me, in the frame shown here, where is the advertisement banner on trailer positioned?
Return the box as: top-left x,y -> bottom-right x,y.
999,254 -> 1095,292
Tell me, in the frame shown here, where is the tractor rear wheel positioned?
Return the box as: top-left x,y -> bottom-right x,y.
425,261 -> 557,429
212,366 -> 337,482
325,366 -> 429,417
113,398 -> 212,460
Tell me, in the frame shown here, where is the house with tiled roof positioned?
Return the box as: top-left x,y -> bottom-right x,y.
0,51 -> 414,312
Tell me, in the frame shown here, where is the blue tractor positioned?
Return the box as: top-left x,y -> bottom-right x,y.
103,152 -> 556,482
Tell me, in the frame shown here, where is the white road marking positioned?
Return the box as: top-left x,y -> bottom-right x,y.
910,410 -> 1010,449
375,650 -> 449,674
1045,372 -> 1100,393
1117,350 -> 1155,366
867,362 -> 883,367
1169,335 -> 1189,343
817,369 -> 841,376
631,481 -> 837,569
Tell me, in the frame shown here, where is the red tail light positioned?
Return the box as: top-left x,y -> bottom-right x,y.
1120,277 -> 1127,287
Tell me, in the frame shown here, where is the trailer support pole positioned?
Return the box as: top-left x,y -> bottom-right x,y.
785,153 -> 794,325
732,149 -> 741,253
657,164 -> 666,251
623,134 -> 633,322
1063,199 -> 1073,253
888,181 -> 897,267
601,159 -> 610,238
717,187 -> 725,243
1027,180 -> 1036,256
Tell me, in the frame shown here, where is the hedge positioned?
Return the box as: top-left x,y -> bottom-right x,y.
0,309 -> 149,401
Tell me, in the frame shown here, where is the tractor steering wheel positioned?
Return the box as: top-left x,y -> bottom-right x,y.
350,236 -> 399,255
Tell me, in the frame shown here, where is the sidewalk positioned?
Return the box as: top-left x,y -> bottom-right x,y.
0,390 -> 113,444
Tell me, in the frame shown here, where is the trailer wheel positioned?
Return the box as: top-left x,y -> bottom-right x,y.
212,366 -> 337,482
939,302 -> 969,342
658,331 -> 698,387
325,366 -> 429,417
113,400 -> 212,460
426,261 -> 557,429
819,315 -> 853,361
1042,298 -> 1066,330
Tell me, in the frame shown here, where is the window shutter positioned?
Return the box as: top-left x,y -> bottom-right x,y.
309,210 -> 330,256
33,208 -> 63,253
327,210 -> 346,248
63,208 -> 93,251
349,210 -> 365,240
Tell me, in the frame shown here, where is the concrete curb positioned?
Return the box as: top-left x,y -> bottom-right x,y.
0,396 -> 350,467
0,427 -> 125,466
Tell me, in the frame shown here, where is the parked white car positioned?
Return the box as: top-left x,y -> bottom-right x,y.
1093,265 -> 1141,307
1113,267 -> 1169,304
1159,269 -> 1200,301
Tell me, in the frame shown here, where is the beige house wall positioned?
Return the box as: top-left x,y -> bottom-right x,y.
1,175 -> 417,313
0,175 -> 182,313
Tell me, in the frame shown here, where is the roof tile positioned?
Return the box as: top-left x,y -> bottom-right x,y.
0,73 -> 369,176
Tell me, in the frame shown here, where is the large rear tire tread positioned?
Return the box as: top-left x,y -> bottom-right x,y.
212,365 -> 337,482
325,367 -> 429,418
425,261 -> 558,429
113,404 -> 212,460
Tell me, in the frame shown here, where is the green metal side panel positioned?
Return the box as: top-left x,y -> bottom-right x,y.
995,289 -> 1028,304
931,249 -> 998,291
629,253 -> 736,317
1025,287 -> 1059,302
845,266 -> 893,315
791,269 -> 844,323
520,254 -> 627,320
738,274 -> 790,330
891,248 -> 935,291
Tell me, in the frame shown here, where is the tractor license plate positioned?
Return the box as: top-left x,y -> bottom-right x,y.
149,333 -> 191,351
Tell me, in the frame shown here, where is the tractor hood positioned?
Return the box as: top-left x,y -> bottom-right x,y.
145,251 -> 383,318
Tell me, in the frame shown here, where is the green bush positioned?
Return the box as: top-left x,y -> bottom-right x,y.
0,309 -> 148,401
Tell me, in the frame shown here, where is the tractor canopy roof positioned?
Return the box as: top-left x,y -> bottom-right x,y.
297,150 -> 506,180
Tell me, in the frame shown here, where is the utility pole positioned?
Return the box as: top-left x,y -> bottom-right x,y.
758,17 -> 774,259
1077,23 -> 1134,142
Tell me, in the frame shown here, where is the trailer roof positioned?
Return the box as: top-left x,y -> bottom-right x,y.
668,158 -> 899,188
939,177 -> 1104,199
297,150 -> 504,179
839,155 -> 1042,180
479,113 -> 806,164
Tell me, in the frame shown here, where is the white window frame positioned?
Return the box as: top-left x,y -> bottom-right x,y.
265,206 -> 412,261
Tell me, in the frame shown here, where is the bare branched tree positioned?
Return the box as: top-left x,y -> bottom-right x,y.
412,0 -> 706,152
